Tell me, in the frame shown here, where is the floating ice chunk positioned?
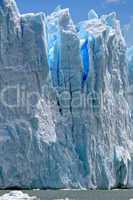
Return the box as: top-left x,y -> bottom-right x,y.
0,191 -> 37,200
88,9 -> 98,20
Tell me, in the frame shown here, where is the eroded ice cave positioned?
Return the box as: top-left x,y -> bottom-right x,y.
0,0 -> 132,189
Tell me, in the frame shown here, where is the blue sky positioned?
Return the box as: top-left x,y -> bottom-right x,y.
16,0 -> 133,46
16,0 -> 132,24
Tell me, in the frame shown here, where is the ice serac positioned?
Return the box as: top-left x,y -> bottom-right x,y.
88,9 -> 98,20
0,0 -> 132,189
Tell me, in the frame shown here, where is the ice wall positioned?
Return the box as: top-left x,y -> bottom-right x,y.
0,0 -> 132,189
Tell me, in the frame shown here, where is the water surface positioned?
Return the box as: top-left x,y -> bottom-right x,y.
1,189 -> 133,200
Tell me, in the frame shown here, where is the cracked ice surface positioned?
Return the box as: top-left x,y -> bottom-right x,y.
0,0 -> 132,190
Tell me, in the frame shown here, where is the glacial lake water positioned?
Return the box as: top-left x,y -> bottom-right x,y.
1,189 -> 133,200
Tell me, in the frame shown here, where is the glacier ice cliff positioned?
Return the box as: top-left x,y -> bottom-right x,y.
0,0 -> 132,189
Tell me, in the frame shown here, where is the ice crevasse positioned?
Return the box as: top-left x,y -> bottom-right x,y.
0,0 -> 132,190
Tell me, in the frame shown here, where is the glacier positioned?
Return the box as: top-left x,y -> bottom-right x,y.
0,0 -> 132,189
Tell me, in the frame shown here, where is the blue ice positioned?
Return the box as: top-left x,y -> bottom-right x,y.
80,33 -> 94,87
48,35 -> 60,87
81,39 -> 90,83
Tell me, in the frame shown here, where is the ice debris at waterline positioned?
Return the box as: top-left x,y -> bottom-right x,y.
0,191 -> 37,200
0,0 -> 132,190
